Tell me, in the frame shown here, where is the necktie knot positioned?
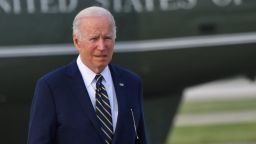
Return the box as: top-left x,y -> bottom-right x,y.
95,74 -> 103,84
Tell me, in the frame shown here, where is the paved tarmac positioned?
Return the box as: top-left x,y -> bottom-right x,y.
174,110 -> 256,126
183,76 -> 256,102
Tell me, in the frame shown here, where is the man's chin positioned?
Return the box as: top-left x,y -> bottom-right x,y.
95,62 -> 109,70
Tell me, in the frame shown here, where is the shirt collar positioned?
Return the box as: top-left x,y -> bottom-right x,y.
76,55 -> 111,87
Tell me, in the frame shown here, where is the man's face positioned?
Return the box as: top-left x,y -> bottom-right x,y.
73,16 -> 115,73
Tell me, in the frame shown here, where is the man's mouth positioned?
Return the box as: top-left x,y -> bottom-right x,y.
94,55 -> 107,58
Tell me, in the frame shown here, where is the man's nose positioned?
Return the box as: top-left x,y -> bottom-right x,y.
97,38 -> 105,50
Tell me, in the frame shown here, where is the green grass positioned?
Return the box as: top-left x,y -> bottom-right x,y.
166,97 -> 256,144
167,122 -> 256,144
178,98 -> 256,114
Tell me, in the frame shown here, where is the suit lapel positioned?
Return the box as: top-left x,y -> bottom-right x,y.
65,61 -> 105,141
109,65 -> 129,143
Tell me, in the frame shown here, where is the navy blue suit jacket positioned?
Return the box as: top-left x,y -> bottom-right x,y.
28,61 -> 148,144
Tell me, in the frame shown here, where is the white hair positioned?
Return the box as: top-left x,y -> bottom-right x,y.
72,6 -> 116,39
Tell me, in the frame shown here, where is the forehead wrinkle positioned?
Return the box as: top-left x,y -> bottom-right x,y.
79,17 -> 114,38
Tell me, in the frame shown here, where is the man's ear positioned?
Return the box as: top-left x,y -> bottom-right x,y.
73,35 -> 80,51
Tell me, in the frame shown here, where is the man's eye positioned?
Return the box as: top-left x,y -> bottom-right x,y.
105,37 -> 112,40
90,37 -> 97,41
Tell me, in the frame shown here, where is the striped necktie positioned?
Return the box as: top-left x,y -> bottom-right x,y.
95,74 -> 113,144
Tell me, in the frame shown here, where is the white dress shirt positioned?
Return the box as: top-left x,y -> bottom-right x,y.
76,56 -> 118,132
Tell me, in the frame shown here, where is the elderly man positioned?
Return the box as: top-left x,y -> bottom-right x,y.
28,6 -> 148,144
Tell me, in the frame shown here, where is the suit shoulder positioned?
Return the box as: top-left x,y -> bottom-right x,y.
37,62 -> 72,85
110,64 -> 142,82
